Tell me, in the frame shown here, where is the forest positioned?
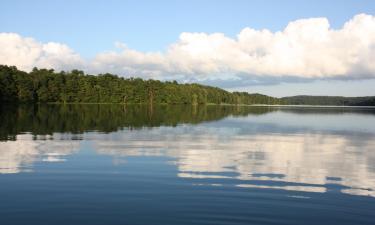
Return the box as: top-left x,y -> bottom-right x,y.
281,95 -> 375,106
2,65 -> 374,106
0,65 -> 282,105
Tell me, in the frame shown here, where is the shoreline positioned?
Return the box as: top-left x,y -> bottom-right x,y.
2,102 -> 375,108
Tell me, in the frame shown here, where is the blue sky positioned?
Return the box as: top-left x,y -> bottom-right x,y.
1,0 -> 375,97
2,0 -> 374,56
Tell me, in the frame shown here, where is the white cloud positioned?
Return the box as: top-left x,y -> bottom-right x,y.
1,14 -> 375,85
0,33 -> 84,72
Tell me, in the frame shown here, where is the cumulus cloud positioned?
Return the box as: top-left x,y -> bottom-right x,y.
1,14 -> 375,85
0,33 -> 84,72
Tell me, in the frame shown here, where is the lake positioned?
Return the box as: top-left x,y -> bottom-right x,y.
0,104 -> 375,225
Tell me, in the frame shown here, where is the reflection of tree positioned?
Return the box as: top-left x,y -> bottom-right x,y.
1,104 -> 375,197
279,107 -> 375,115
0,104 -> 277,140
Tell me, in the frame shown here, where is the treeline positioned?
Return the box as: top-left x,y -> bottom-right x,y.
0,65 -> 282,105
281,95 -> 375,106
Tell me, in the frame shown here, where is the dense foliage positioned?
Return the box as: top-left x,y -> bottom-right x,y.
0,65 -> 282,105
2,65 -> 374,106
282,95 -> 375,106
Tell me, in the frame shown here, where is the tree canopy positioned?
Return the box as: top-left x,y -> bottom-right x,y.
0,65 -> 282,105
3,65 -> 373,106
281,95 -> 375,106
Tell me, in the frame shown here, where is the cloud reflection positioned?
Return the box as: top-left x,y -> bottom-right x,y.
90,122 -> 375,197
1,111 -> 375,198
0,134 -> 79,173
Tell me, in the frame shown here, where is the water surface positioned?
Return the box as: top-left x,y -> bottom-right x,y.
1,104 -> 375,225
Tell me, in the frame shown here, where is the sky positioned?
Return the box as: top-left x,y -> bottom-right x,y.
1,0 -> 375,97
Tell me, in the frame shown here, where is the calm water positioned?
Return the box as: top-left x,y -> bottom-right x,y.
1,104 -> 375,225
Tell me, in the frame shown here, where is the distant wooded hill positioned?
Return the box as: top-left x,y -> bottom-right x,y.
1,65 -> 374,106
281,95 -> 375,106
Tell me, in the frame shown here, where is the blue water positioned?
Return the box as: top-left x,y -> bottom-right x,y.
0,105 -> 375,225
